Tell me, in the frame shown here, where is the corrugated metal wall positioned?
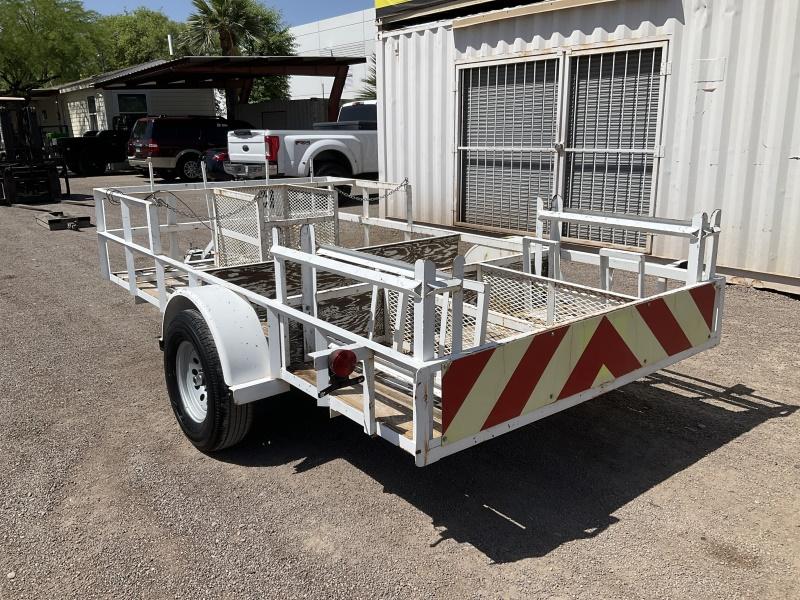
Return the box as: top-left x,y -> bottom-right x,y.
379,0 -> 800,284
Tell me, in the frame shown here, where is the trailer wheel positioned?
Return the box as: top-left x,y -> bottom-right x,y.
163,308 -> 253,452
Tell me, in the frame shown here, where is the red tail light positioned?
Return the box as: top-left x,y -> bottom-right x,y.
213,150 -> 229,162
144,139 -> 159,157
329,349 -> 357,379
265,135 -> 280,162
127,142 -> 134,155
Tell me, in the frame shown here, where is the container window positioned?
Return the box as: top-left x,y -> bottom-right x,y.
457,45 -> 665,247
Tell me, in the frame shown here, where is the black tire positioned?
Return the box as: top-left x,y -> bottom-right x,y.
176,154 -> 202,182
313,159 -> 350,179
78,155 -> 106,176
313,160 -> 353,202
163,309 -> 253,452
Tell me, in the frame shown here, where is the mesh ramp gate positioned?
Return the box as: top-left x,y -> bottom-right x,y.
212,184 -> 338,267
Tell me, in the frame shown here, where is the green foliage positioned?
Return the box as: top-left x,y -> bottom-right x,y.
241,3 -> 294,102
96,8 -> 186,72
0,0 -> 295,107
356,55 -> 377,101
0,0 -> 105,95
182,0 -> 295,112
181,0 -> 268,55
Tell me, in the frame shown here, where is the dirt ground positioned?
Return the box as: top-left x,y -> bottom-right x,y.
1,173 -> 799,599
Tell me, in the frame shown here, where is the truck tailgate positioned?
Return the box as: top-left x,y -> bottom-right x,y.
227,130 -> 266,163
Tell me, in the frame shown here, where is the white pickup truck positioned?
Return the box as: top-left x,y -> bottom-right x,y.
225,100 -> 378,180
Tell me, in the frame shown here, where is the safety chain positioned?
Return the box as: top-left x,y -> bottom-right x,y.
331,177 -> 409,204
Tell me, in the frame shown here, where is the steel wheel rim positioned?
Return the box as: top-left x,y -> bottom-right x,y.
176,340 -> 208,423
183,159 -> 201,179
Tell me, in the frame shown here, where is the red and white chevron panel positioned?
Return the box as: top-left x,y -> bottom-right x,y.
441,281 -> 719,445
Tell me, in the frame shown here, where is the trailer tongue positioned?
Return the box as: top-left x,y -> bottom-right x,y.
95,177 -> 723,465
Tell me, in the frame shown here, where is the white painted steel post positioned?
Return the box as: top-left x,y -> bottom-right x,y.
272,227 -> 291,367
199,162 -> 215,261
705,209 -> 722,278
366,285 -> 379,340
473,282 -> 490,346
299,224 -> 318,357
413,258 -> 435,465
331,187 -> 340,247
118,197 -> 138,299
361,187 -> 370,246
450,255 -> 465,356
599,254 -> 611,291
522,237 -> 533,275
165,194 -> 180,260
549,241 -> 561,280
404,184 -> 413,241
94,190 -> 110,279
362,354 -> 376,436
266,307 -> 282,377
392,291 -> 409,351
145,203 -> 167,312
379,188 -> 387,220
686,212 -> 709,284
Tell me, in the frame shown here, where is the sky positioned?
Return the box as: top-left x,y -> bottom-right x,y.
81,0 -> 373,26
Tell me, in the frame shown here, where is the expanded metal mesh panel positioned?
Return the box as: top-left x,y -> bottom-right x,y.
482,267 -> 628,327
212,190 -> 263,268
212,184 -> 337,267
384,288 -> 518,356
564,47 -> 663,247
459,59 -> 559,232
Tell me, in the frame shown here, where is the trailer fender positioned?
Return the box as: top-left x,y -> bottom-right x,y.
162,286 -> 288,403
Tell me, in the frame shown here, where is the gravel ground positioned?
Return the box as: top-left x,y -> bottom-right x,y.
1,173 -> 799,599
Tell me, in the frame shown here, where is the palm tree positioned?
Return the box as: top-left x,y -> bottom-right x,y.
356,55 -> 377,100
182,0 -> 268,117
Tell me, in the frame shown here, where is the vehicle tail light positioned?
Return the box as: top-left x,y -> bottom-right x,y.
328,349 -> 357,379
265,135 -> 280,163
127,142 -> 134,155
144,139 -> 159,156
213,150 -> 229,162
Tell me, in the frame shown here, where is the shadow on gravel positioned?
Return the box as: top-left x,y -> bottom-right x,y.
217,370 -> 794,564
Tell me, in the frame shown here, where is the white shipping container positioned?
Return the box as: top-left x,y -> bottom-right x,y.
378,0 -> 800,291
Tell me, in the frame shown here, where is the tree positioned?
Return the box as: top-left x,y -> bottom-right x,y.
181,0 -> 294,116
97,9 -> 186,72
240,3 -> 294,103
356,55 -> 376,100
0,0 -> 105,95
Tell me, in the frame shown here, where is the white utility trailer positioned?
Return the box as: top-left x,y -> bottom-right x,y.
95,177 -> 724,466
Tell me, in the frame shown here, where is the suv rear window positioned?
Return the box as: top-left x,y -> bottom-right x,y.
203,120 -> 230,146
130,119 -> 151,141
152,120 -> 201,145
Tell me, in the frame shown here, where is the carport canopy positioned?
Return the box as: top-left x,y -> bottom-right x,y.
99,55 -> 367,121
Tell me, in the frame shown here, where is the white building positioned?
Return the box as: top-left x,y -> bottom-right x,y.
34,61 -> 217,137
289,9 -> 376,100
377,0 -> 800,293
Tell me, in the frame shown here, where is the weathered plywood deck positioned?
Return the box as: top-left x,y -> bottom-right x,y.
293,368 -> 442,440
